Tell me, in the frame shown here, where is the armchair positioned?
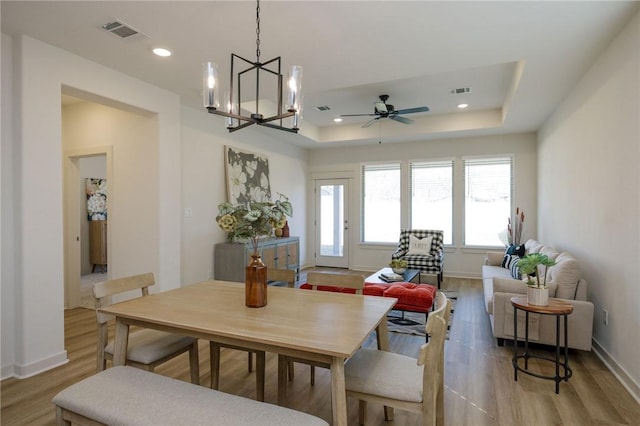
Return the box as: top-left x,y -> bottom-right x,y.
392,230 -> 444,288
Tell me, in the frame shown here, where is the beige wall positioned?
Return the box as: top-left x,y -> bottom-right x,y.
180,105 -> 309,287
1,34 -> 181,379
63,102 -> 159,279
308,133 -> 538,277
538,11 -> 639,398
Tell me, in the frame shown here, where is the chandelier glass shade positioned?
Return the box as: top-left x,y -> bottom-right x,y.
202,1 -> 302,134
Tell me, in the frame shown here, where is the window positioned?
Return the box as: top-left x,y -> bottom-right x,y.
410,161 -> 453,245
362,164 -> 400,243
464,157 -> 512,246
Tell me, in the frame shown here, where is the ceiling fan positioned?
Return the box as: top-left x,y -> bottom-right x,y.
340,94 -> 430,128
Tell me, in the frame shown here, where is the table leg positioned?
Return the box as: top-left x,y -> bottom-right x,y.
210,342 -> 220,389
564,313 -> 570,382
554,315 -> 560,393
330,357 -> 348,426
376,317 -> 390,351
513,305 -> 518,381
524,311 -> 530,369
277,355 -> 287,406
112,318 -> 129,366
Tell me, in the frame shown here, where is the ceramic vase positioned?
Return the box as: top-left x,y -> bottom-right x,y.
527,286 -> 549,306
245,254 -> 267,308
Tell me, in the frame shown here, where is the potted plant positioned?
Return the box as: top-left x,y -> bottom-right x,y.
518,253 -> 556,306
389,259 -> 408,275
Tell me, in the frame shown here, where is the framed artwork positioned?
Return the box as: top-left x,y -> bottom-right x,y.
224,146 -> 272,205
86,178 -> 107,220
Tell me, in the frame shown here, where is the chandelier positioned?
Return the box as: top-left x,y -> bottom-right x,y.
203,0 -> 302,133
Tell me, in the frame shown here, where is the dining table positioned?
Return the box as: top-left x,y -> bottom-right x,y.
98,279 -> 397,426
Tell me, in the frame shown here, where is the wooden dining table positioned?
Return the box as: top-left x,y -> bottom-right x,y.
98,279 -> 396,426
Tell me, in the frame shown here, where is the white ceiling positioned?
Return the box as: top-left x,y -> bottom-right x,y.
3,1 -> 638,148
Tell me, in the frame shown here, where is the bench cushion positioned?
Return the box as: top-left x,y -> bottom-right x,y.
52,366 -> 328,426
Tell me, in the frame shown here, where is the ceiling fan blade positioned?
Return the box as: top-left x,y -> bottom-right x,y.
362,117 -> 379,128
389,115 -> 414,125
395,106 -> 430,115
340,113 -> 376,117
374,102 -> 387,113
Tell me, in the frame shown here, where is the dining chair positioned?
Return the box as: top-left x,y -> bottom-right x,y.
282,271 -> 365,385
344,292 -> 450,426
210,268 -> 296,402
93,273 -> 200,384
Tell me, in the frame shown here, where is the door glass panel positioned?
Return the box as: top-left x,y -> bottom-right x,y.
320,184 -> 344,257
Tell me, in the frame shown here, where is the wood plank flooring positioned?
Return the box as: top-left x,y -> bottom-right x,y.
2,277 -> 639,425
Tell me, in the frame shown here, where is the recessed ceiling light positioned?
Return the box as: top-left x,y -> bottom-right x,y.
458,103 -> 469,109
333,117 -> 343,123
153,47 -> 172,57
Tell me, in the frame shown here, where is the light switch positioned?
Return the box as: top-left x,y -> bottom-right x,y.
184,207 -> 193,217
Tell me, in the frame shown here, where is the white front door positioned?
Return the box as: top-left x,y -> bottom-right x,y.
315,179 -> 349,268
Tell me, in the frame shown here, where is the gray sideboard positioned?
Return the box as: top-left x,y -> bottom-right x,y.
214,236 -> 300,283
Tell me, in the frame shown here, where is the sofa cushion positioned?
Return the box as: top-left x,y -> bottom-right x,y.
525,239 -> 544,254
506,244 -> 525,257
383,283 -> 436,310
509,258 -> 522,280
548,252 -> 581,299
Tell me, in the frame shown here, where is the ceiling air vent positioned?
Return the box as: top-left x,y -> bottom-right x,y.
449,87 -> 471,95
102,20 -> 143,39
314,106 -> 331,112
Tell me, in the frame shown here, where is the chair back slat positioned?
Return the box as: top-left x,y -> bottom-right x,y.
267,269 -> 296,288
93,273 -> 155,324
306,272 -> 364,294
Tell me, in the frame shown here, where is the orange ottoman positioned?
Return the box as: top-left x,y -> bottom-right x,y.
383,282 -> 437,313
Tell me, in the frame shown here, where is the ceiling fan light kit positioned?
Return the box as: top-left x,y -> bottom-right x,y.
340,94 -> 429,128
203,0 -> 302,134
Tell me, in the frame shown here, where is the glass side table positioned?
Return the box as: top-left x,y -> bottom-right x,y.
511,296 -> 574,394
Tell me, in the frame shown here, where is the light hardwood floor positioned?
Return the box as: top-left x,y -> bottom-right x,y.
2,277 -> 639,425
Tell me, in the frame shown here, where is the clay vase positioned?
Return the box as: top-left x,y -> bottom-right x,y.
245,254 -> 267,308
281,221 -> 290,238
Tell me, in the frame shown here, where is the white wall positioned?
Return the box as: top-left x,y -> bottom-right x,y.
538,11 -> 639,398
180,105 -> 308,286
1,34 -> 181,379
308,133 -> 538,277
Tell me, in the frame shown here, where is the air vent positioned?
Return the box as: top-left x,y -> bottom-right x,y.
314,106 -> 331,112
102,20 -> 143,39
449,87 -> 471,95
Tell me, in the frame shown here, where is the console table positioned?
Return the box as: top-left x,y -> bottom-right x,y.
214,236 -> 299,283
511,296 -> 573,394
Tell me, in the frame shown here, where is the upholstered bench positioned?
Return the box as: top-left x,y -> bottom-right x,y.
52,366 -> 329,426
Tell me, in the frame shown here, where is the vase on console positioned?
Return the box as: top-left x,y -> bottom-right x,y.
245,254 -> 267,308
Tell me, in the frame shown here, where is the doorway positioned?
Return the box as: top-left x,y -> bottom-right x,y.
314,179 -> 349,268
63,148 -> 112,309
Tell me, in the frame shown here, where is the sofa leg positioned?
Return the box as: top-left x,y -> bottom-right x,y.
497,338 -> 505,347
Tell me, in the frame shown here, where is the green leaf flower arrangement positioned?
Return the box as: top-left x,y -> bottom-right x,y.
216,193 -> 293,255
517,253 -> 556,288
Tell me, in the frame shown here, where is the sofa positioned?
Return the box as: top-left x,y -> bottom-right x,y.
482,239 -> 594,351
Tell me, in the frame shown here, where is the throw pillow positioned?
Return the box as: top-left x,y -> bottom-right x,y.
510,257 -> 522,279
506,244 -> 525,257
502,254 -> 519,269
406,235 -> 433,256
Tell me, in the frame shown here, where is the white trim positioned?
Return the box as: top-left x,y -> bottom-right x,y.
12,351 -> 68,379
592,338 -> 640,404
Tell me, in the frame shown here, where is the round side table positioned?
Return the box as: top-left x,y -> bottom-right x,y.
511,296 -> 574,394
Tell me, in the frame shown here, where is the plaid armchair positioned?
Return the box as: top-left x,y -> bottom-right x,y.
391,229 -> 444,288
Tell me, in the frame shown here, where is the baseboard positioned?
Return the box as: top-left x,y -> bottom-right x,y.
3,350 -> 69,380
592,338 -> 640,404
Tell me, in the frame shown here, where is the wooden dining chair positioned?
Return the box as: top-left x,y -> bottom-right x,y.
281,271 -> 365,386
210,268 -> 296,402
93,273 -> 200,384
344,292 -> 450,426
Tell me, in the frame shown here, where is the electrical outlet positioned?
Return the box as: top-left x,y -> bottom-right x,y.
184,207 -> 193,218
603,309 -> 609,326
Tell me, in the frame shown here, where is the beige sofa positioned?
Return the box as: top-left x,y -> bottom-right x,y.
482,239 -> 594,351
